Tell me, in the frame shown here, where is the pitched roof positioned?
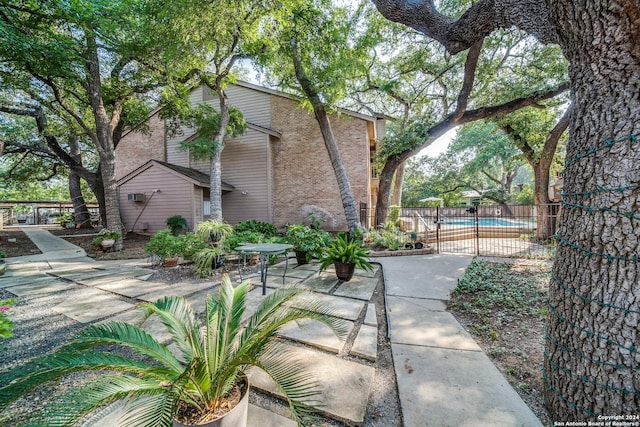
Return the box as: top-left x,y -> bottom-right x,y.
117,160 -> 234,191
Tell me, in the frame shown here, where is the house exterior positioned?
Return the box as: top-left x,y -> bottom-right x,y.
115,81 -> 384,233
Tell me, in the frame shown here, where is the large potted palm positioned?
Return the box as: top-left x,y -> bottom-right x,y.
0,275 -> 347,426
319,232 -> 373,281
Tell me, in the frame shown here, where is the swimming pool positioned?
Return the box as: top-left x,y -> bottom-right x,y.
444,218 -> 532,227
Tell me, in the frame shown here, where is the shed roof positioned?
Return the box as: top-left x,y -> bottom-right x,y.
117,160 -> 234,192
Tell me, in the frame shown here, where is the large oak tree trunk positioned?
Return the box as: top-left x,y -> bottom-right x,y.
68,136 -> 92,229
544,0 -> 640,419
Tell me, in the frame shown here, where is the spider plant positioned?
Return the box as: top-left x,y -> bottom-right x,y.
0,274 -> 347,426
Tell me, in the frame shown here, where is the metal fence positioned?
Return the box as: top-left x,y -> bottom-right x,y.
362,204 -> 560,259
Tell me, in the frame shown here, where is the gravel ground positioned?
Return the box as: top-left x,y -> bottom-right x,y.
0,262 -> 401,427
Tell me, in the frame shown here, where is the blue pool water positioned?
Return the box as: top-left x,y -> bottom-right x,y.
445,218 -> 529,227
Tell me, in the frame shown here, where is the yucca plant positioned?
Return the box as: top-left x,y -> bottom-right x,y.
0,275 -> 347,426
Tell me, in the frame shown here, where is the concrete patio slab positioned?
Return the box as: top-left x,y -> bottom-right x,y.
387,296 -> 480,351
377,254 -> 471,300
241,286 -> 277,323
269,265 -> 313,280
94,279 -> 171,298
264,275 -> 301,288
52,288 -> 135,323
289,262 -> 321,272
247,403 -> 297,427
392,344 -> 542,427
333,275 -> 378,301
77,270 -> 150,287
248,344 -> 374,426
0,274 -> 56,289
6,280 -> 82,296
183,289 -> 221,314
299,272 -> 338,293
294,293 -> 365,321
136,282 -> 210,302
364,303 -> 377,326
278,318 -> 352,353
351,324 -> 377,361
170,280 -> 219,296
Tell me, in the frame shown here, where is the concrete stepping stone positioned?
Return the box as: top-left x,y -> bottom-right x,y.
241,286 -> 277,323
77,270 -> 148,287
354,264 -> 380,278
94,279 -> 170,298
295,262 -> 322,272
52,288 -> 134,323
278,318 -> 352,353
264,275 -> 301,288
248,344 -> 374,426
300,272 -> 338,293
351,324 -> 377,361
333,276 -> 378,301
387,296 -> 480,351
171,280 -> 219,296
364,303 -> 377,326
100,308 -> 173,344
137,286 -> 190,302
0,274 -> 54,289
294,293 -> 365,321
392,344 -> 542,427
184,290 -> 217,314
269,265 -> 313,280
6,280 -> 82,296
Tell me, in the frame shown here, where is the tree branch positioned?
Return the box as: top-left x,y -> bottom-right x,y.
453,40 -> 483,120
372,0 -> 557,54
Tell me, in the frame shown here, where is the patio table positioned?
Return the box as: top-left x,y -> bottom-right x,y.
235,243 -> 293,295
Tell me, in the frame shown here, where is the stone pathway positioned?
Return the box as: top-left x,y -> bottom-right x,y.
2,239 -> 381,426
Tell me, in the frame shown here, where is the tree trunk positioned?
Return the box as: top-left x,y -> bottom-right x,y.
544,0 -> 640,419
533,165 -> 554,240
68,136 -> 92,229
375,155 -> 403,226
391,161 -> 405,206
291,40 -> 362,233
209,84 -> 230,222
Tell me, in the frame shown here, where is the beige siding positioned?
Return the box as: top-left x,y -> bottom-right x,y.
204,84 -> 272,128
194,187 -> 203,224
119,166 -> 196,233
166,88 -> 202,167
220,129 -> 270,224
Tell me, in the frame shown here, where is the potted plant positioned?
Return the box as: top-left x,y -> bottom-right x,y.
145,229 -> 181,266
166,215 -> 188,236
285,224 -> 330,265
319,232 -> 373,281
95,228 -> 121,249
193,220 -> 234,277
0,275 -> 347,426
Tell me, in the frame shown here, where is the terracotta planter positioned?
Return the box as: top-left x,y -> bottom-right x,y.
164,258 -> 179,268
294,250 -> 309,265
334,261 -> 356,282
173,376 -> 249,427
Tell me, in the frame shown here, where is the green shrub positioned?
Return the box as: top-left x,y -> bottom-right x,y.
233,220 -> 278,237
285,224 -> 331,261
165,215 -> 188,236
145,230 -> 204,261
0,299 -> 17,339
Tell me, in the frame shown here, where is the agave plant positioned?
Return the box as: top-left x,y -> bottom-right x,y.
0,275 -> 347,426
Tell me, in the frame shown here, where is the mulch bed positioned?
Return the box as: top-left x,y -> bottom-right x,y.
0,229 -> 42,257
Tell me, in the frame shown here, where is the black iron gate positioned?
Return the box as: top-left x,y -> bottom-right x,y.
401,204 -> 559,258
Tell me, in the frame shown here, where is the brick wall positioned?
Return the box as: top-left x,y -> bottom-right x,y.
270,96 -> 370,231
115,112 -> 166,180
